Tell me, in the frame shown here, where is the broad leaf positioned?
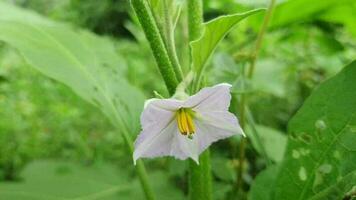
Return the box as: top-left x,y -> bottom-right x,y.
266,0 -> 350,28
0,160 -> 184,200
309,171 -> 356,200
246,125 -> 287,163
273,60 -> 356,199
190,9 -> 264,73
0,2 -> 53,25
0,3 -> 145,134
248,165 -> 279,200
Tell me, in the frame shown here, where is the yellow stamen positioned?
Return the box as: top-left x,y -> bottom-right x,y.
176,108 -> 195,137
177,110 -> 185,135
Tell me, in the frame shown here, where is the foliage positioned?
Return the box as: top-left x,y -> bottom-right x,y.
0,0 -> 355,199
249,61 -> 356,200
0,160 -> 184,200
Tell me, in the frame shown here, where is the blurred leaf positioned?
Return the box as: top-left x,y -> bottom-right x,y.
190,9 -> 264,73
318,3 -> 356,37
253,59 -> 288,98
273,60 -> 356,199
269,0 -> 350,28
248,165 -> 279,200
212,157 -> 235,182
0,160 -> 185,200
246,125 -> 287,163
0,2 -> 145,134
0,2 -> 53,26
0,160 -> 135,200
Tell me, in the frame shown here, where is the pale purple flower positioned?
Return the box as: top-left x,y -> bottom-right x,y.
133,83 -> 244,164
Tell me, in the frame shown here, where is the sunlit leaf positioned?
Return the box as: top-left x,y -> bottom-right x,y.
273,60 -> 356,199
190,9 -> 264,73
0,160 -> 184,200
0,2 -> 145,134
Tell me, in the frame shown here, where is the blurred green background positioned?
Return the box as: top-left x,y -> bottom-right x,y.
0,0 -> 355,199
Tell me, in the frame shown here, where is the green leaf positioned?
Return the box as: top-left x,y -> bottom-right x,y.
273,60 -> 356,199
0,160 -> 136,200
248,165 -> 279,200
269,0 -> 350,28
190,9 -> 264,73
212,157 -> 235,182
0,2 -> 53,25
0,160 -> 184,200
318,3 -> 356,38
246,125 -> 287,163
0,3 -> 145,134
309,171 -> 356,200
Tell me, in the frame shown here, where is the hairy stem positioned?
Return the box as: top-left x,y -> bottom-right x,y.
236,0 -> 276,192
187,0 -> 203,42
163,0 -> 183,81
130,0 -> 178,95
187,1 -> 212,200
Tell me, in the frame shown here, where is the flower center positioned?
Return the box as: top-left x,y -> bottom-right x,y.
176,108 -> 195,139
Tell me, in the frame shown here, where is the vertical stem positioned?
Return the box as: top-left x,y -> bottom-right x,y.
187,0 -> 204,93
236,0 -> 276,192
130,0 -> 178,95
187,0 -> 203,42
120,128 -> 155,200
236,95 -> 247,191
247,0 -> 276,79
188,151 -> 212,200
135,160 -> 155,200
187,1 -> 212,200
163,0 -> 184,81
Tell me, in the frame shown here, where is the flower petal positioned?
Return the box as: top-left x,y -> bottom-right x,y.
134,98 -> 183,164
193,110 -> 244,153
170,133 -> 200,164
140,98 -> 183,130
133,119 -> 177,164
183,83 -> 232,111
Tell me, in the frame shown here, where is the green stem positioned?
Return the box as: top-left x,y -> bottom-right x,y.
236,0 -> 276,192
246,107 -> 272,166
188,0 -> 204,92
130,0 -> 178,95
121,129 -> 155,200
188,151 -> 212,200
187,0 -> 203,42
247,0 -> 276,79
187,1 -> 212,200
163,0 -> 184,81
236,94 -> 247,192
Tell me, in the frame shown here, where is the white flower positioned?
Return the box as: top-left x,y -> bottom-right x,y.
133,83 -> 244,164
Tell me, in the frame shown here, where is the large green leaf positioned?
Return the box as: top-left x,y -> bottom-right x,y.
269,0 -> 349,28
0,2 -> 145,134
246,125 -> 287,163
248,165 -> 279,200
0,2 -> 53,25
318,3 -> 356,37
273,60 -> 356,199
190,9 -> 264,73
0,160 -> 184,200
